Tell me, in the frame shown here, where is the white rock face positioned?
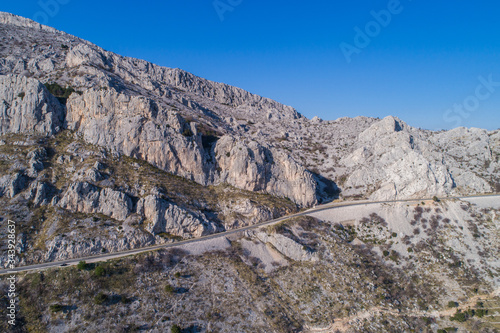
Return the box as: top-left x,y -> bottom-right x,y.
65,88 -> 317,206
0,172 -> 28,198
0,74 -> 64,135
58,182 -> 133,221
66,87 -> 211,184
340,116 -> 454,199
0,12 -> 59,33
215,136 -> 318,206
137,195 -> 217,238
256,232 -> 317,262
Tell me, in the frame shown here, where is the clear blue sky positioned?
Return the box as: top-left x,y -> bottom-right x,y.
2,1 -> 500,130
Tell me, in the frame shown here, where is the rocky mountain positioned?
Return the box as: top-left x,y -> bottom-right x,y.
0,10 -> 499,262
0,11 -> 499,332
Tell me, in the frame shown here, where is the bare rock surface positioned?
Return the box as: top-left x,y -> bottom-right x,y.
0,74 -> 64,135
58,181 -> 132,221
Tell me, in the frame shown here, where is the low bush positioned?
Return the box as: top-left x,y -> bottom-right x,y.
94,266 -> 105,277
77,261 -> 87,270
49,304 -> 63,313
165,284 -> 175,294
94,292 -> 107,305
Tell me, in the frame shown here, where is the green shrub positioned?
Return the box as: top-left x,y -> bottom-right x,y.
444,328 -> 457,333
171,325 -> 181,333
94,292 -> 107,305
383,250 -> 390,257
165,284 -> 175,294
44,82 -> 76,105
447,301 -> 458,308
475,309 -> 487,318
450,310 -> 468,322
77,261 -> 87,270
174,272 -> 181,278
49,304 -> 63,313
17,92 -> 25,100
94,266 -> 105,277
433,196 -> 440,202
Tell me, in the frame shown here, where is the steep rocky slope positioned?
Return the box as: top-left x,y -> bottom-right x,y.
0,11 -> 499,333
0,11 -> 498,265
1,198 -> 499,333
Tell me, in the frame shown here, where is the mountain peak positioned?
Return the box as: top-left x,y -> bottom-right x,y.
0,11 -> 59,33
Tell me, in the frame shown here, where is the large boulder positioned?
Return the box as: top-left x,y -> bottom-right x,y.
137,195 -> 217,238
58,181 -> 132,221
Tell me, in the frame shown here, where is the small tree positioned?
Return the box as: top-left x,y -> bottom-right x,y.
94,292 -> 107,305
171,325 -> 181,333
77,261 -> 87,270
447,301 -> 459,308
433,196 -> 440,202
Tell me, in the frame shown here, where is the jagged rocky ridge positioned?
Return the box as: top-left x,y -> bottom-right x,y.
0,12 -> 499,264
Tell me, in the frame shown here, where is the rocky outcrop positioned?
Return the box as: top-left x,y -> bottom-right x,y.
0,12 -> 59,33
137,195 -> 218,238
256,232 -> 318,262
0,74 -> 64,135
24,181 -> 55,206
215,136 -> 317,206
0,172 -> 28,198
66,88 -> 211,184
66,88 -> 317,206
341,116 -> 456,200
58,181 -> 132,220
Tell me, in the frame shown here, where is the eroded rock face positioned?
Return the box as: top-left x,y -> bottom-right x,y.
58,181 -> 132,221
137,195 -> 218,238
215,136 -> 317,206
341,116 -> 456,200
66,88 -> 318,206
0,171 -> 29,198
66,88 -> 211,184
0,74 -> 64,135
24,181 -> 55,206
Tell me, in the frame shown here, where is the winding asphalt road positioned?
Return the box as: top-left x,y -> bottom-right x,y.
1,194 -> 498,275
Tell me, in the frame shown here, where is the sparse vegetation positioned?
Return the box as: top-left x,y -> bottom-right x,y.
171,325 -> 181,333
44,82 -> 76,105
